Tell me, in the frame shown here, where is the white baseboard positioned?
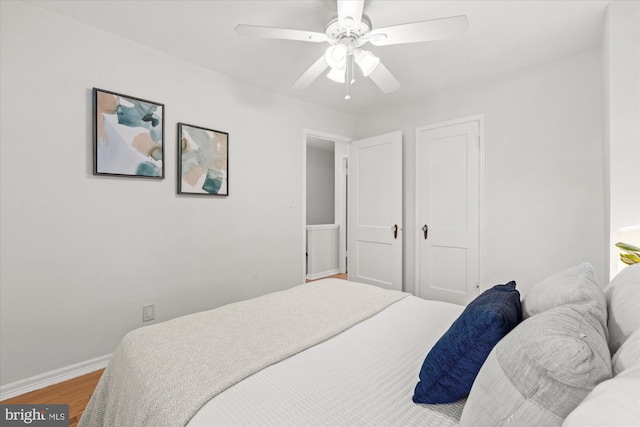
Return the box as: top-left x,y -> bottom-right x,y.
306,269 -> 340,281
0,354 -> 111,401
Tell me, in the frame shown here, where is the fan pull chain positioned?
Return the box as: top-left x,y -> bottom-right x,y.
345,55 -> 354,100
345,59 -> 351,100
350,55 -> 356,85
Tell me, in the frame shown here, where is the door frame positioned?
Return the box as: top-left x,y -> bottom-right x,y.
302,128 -> 352,283
414,113 -> 486,297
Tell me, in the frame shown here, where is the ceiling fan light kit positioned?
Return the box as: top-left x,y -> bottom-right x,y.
325,44 -> 349,68
354,49 -> 380,77
235,0 -> 469,100
327,65 -> 346,83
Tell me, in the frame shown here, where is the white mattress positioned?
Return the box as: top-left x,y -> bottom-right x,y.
188,296 -> 466,426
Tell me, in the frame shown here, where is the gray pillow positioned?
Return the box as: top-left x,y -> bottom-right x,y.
521,263 -> 606,330
604,263 -> 640,354
460,301 -> 612,427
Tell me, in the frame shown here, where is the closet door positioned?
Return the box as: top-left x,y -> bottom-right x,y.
348,131 -> 402,291
416,118 -> 482,304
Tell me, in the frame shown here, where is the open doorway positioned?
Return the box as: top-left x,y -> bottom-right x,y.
306,138 -> 335,226
302,129 -> 351,282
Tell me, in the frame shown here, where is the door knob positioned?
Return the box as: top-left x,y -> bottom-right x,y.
392,224 -> 398,239
422,224 -> 429,240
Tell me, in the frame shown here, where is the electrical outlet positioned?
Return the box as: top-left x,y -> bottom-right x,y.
143,304 -> 155,322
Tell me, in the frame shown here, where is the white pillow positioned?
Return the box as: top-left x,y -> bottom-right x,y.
563,324 -> 640,427
612,327 -> 640,376
521,263 -> 606,327
604,263 -> 640,354
562,366 -> 640,426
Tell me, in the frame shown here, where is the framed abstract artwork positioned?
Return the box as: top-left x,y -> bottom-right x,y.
178,123 -> 229,196
93,88 -> 164,178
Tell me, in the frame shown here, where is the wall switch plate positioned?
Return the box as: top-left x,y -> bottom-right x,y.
143,304 -> 155,322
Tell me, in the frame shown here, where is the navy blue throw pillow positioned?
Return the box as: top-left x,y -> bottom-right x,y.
413,281 -> 522,404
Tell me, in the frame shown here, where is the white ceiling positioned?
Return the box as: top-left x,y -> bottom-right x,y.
28,0 -> 611,115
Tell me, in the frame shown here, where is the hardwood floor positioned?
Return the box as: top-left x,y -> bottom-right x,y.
1,369 -> 104,427
306,272 -> 348,282
2,274 -> 347,425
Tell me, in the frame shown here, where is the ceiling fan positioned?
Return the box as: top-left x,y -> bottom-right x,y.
235,0 -> 469,99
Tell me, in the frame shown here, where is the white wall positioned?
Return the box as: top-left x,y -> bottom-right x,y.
602,0 -> 640,280
356,50 -> 605,295
306,146 -> 335,225
0,1 -> 355,387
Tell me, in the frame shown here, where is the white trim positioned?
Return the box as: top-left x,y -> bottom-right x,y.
0,354 -> 111,401
414,113 -> 486,298
302,128 -> 353,283
306,224 -> 340,231
478,115 -> 486,294
336,152 -> 349,274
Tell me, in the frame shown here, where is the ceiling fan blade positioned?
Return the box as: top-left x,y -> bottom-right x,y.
235,24 -> 327,43
369,15 -> 469,46
337,0 -> 364,28
368,61 -> 401,94
291,55 -> 330,90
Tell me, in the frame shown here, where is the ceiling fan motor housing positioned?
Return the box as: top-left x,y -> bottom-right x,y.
324,14 -> 372,47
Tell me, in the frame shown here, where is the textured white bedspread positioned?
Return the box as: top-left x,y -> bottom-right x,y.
189,295 -> 466,427
79,279 -> 407,427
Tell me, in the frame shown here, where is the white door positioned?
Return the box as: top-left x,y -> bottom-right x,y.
416,118 -> 482,304
348,131 -> 403,291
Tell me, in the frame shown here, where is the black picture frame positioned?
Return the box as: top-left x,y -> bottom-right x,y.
93,88 -> 165,179
177,122 -> 229,196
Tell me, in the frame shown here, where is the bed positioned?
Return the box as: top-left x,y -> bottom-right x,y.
79,263 -> 640,427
